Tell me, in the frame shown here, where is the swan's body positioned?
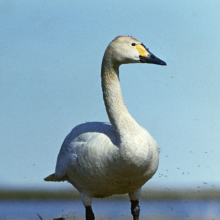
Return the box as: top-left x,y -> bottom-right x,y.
45,36 -> 166,220
56,121 -> 158,198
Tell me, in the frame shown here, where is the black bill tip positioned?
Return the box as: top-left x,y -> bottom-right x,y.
139,52 -> 167,66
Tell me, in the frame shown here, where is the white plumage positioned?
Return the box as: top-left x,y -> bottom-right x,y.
45,36 -> 166,220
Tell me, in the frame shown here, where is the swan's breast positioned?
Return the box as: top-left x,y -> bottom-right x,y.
119,126 -> 159,178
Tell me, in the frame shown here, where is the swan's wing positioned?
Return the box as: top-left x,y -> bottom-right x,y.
55,122 -> 117,181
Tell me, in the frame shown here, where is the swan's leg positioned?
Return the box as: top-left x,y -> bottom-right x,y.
130,200 -> 140,220
129,188 -> 141,220
80,193 -> 95,220
85,206 -> 95,220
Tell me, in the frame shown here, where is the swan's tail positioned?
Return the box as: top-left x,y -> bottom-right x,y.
44,173 -> 68,182
44,173 -> 57,181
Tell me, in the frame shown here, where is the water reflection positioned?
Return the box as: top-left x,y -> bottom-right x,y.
1,199 -> 220,220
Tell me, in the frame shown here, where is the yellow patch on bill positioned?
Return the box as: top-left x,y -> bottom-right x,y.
135,44 -> 149,57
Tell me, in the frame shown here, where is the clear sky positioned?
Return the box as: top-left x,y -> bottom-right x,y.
1,0 -> 220,191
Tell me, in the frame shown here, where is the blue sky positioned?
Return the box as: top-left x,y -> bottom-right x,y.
1,0 -> 220,191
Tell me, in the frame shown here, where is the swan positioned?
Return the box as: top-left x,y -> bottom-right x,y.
44,36 -> 166,220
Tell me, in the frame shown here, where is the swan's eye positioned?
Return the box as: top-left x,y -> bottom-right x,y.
131,43 -> 136,46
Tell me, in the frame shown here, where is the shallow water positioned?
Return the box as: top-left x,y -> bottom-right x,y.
1,199 -> 220,220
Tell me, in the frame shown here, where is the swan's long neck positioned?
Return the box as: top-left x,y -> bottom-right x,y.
101,58 -> 140,140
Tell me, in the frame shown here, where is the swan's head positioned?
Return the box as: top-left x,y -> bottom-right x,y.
105,36 -> 166,66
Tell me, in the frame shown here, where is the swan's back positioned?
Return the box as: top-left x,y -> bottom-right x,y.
55,122 -> 118,182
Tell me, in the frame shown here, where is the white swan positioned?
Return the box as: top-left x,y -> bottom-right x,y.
45,36 -> 166,220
